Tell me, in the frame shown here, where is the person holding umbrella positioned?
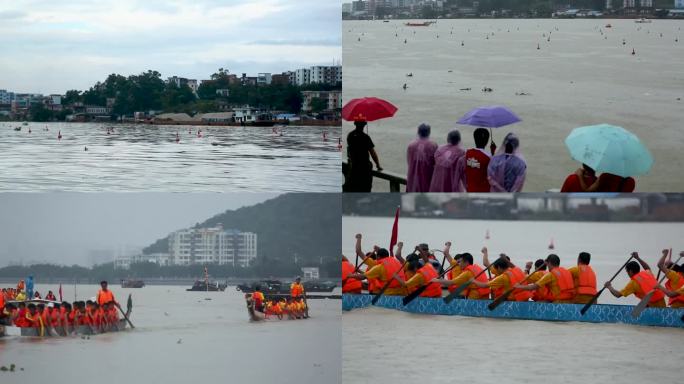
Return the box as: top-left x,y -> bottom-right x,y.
345,118 -> 382,192
342,97 -> 397,192
406,123 -> 438,192
487,133 -> 526,192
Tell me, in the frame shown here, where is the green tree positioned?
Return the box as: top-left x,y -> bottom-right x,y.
310,97 -> 328,113
29,103 -> 54,122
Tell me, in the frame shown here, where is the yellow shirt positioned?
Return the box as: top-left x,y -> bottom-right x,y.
488,273 -> 511,290
449,260 -> 462,278
619,279 -> 667,308
450,269 -> 486,299
405,273 -> 425,289
365,263 -> 407,296
666,270 -> 682,288
528,270 -> 545,283
535,271 -> 562,298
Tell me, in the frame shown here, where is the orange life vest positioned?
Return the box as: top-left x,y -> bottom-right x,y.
379,257 -> 405,289
0,292 -> 4,310
49,309 -> 61,327
446,264 -> 462,293
506,267 -> 533,301
576,265 -> 597,296
342,261 -> 362,293
253,291 -> 265,307
15,308 -> 29,327
550,267 -> 575,301
462,264 -> 490,298
665,271 -> 684,306
97,289 -> 115,305
417,263 -> 442,297
290,283 -> 304,297
631,271 -> 665,303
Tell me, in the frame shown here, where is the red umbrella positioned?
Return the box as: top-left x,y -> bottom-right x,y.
342,97 -> 398,122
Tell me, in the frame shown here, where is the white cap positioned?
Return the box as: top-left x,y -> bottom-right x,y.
47,303 -> 54,308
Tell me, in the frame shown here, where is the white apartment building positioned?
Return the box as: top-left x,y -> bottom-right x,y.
677,0 -> 684,8
257,73 -> 272,85
294,68 -> 311,86
168,225 -> 257,267
0,89 -> 14,104
301,90 -> 342,112
309,65 -> 342,85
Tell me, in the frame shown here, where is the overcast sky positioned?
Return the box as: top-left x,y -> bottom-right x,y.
0,0 -> 341,94
0,193 -> 277,267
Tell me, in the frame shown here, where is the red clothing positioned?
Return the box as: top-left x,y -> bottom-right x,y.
597,173 -> 635,192
463,148 -> 491,192
560,173 -> 598,192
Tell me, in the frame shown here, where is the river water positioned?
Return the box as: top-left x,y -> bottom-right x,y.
342,19 -> 684,192
342,216 -> 683,383
0,123 -> 341,192
0,284 -> 341,384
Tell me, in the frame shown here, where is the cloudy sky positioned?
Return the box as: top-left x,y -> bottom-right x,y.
0,193 -> 277,267
0,0 -> 341,94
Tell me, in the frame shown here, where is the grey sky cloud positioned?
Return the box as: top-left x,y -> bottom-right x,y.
0,193 -> 278,267
0,0 -> 341,94
0,10 -> 27,19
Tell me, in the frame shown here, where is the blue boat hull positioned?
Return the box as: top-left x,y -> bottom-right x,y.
342,294 -> 684,329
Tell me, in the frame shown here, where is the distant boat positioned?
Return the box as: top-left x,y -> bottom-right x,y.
405,21 -> 435,27
635,18 -> 651,23
121,279 -> 145,288
186,280 -> 227,292
605,24 -> 612,28
485,229 -> 490,240
383,20 -> 389,23
548,237 -> 555,250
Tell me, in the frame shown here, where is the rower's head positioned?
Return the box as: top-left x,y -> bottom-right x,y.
295,277 -> 301,283
100,281 -> 108,290
36,303 -> 45,313
417,243 -> 430,259
63,302 -> 72,311
545,254 -> 560,268
578,252 -> 591,265
673,264 -> 684,273
376,248 -> 390,259
27,303 -> 36,313
417,123 -> 431,139
473,128 -> 489,149
447,129 -> 461,146
254,285 -> 262,292
625,261 -> 641,277
534,259 -> 546,271
18,302 -> 26,309
459,253 -> 474,268
492,258 -> 509,274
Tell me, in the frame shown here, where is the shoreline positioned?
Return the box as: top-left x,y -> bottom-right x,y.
2,120 -> 342,127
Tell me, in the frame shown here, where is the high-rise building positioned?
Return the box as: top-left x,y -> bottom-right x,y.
168,225 -> 257,267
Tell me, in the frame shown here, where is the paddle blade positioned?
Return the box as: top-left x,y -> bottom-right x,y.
402,286 -> 426,306
444,285 -> 466,304
580,288 -> 603,316
370,292 -> 383,305
487,290 -> 511,311
127,294 -> 133,313
631,290 -> 654,318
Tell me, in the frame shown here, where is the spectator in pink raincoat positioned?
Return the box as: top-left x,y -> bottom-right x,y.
406,123 -> 438,192
429,130 -> 465,192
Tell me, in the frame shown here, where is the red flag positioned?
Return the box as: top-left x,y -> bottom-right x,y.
389,206 -> 400,256
59,284 -> 63,301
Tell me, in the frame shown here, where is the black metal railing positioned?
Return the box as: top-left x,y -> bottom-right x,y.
342,162 -> 406,192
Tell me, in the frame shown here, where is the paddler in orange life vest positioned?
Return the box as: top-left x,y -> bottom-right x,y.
525,259 -> 550,301
433,252 -> 490,299
391,244 -> 442,298
515,254 -> 575,303
469,257 -> 531,301
346,245 -> 408,296
567,252 -> 597,304
342,255 -> 363,294
252,285 -> 266,312
96,281 -> 117,306
605,252 -> 666,307
438,242 -> 462,294
655,249 -> 684,308
291,277 -> 304,298
353,233 -> 383,294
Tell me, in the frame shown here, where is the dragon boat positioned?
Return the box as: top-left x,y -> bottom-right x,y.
342,294 -> 684,329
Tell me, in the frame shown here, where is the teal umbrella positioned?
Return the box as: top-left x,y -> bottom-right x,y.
565,124 -> 653,177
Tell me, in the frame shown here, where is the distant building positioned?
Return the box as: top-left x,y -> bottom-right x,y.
85,106 -> 111,115
257,73 -> 272,86
0,89 -> 14,104
301,90 -> 342,112
342,3 -> 353,13
294,68 -> 311,86
301,267 -> 320,280
675,0 -> 684,7
310,65 -> 342,85
271,72 -> 291,85
200,112 -> 234,123
216,89 -> 230,97
168,224 -> 257,267
167,76 -> 198,93
240,74 -> 257,86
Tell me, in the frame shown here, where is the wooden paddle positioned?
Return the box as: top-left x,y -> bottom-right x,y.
488,262 -> 548,311
115,296 -> 135,329
631,254 -> 684,318
371,259 -> 410,305
402,261 -> 461,306
580,255 -> 634,315
444,262 -> 497,304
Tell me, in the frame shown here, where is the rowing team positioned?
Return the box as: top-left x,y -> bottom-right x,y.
342,234 -> 684,308
0,281 -> 123,336
1,300 -> 121,336
246,294 -> 308,320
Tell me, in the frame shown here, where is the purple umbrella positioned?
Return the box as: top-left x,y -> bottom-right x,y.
457,105 -> 521,128
457,105 -> 521,154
